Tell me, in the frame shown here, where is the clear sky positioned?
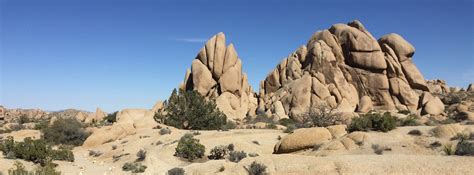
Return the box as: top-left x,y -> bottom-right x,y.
1,0 -> 473,112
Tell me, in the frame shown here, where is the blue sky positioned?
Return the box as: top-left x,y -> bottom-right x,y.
1,0 -> 473,112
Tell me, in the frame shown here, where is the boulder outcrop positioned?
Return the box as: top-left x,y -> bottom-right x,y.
180,32 -> 258,120
258,20 -> 436,120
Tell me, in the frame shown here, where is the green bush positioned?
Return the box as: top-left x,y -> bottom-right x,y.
399,114 -> 419,126
105,111 -> 118,123
155,89 -> 227,130
408,129 -> 422,136
136,149 -> 147,161
455,138 -> 474,156
17,114 -> 30,125
122,162 -> 147,173
278,118 -> 295,127
246,161 -> 267,175
42,117 -> 90,146
283,124 -> 296,133
167,167 -> 185,175
208,145 -> 229,160
0,136 -> 74,165
159,128 -> 172,135
348,112 -> 397,132
228,150 -> 247,163
174,133 -> 205,161
221,120 -> 237,131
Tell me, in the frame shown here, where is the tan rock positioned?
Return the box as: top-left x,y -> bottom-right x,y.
212,32 -> 226,79
357,96 -> 373,113
401,59 -> 428,91
431,124 -> 467,139
222,44 -> 238,72
219,61 -> 242,95
422,97 -> 444,115
191,59 -> 216,96
312,77 -> 331,99
326,125 -> 348,139
274,127 -> 332,153
378,33 -> 415,62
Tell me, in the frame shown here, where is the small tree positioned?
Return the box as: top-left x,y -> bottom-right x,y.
174,134 -> 205,161
155,89 -> 227,130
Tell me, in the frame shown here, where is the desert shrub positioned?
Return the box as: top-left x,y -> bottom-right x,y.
155,89 -> 227,130
159,128 -> 172,135
122,162 -> 147,173
443,143 -> 456,155
112,145 -> 117,150
248,153 -> 259,157
174,133 -> 205,161
227,143 -> 235,151
34,119 -> 49,130
399,114 -> 419,126
430,141 -> 442,148
221,120 -> 237,131
398,110 -> 411,115
192,131 -> 201,135
0,137 -> 74,165
455,138 -> 474,156
89,150 -> 102,157
250,114 -> 274,124
136,149 -> 147,161
278,118 -> 295,127
167,167 -> 185,175
105,111 -> 118,123
299,104 -> 342,127
17,114 -> 30,125
228,150 -> 247,162
42,117 -> 90,146
283,125 -> 296,133
7,161 -> 60,175
252,141 -> 260,145
246,161 -> 267,175
440,118 -> 456,125
208,145 -> 229,160
371,144 -> 391,155
348,112 -> 397,132
265,123 -> 277,129
408,129 -> 422,136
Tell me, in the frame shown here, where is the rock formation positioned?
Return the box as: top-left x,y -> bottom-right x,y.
180,32 -> 258,120
258,20 -> 439,121
427,79 -> 450,94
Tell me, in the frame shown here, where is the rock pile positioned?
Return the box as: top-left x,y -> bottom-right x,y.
180,32 -> 258,120
258,20 -> 441,120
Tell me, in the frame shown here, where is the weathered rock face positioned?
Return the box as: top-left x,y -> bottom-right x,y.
427,79 -> 450,94
259,20 -> 435,120
181,32 -> 258,120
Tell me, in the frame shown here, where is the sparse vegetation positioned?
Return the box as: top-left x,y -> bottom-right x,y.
228,150 -> 247,162
283,125 -> 296,133
278,118 -> 295,127
89,150 -> 102,157
136,149 -> 147,161
221,120 -> 237,131
248,153 -> 259,157
174,133 -> 205,161
122,162 -> 147,173
246,161 -> 267,175
371,144 -> 390,155
155,89 -> 227,130
8,161 -> 61,175
42,117 -> 90,146
167,167 -> 185,175
159,127 -> 172,135
348,112 -> 397,132
455,137 -> 474,156
208,145 -> 229,160
399,114 -> 419,126
252,140 -> 260,145
408,129 -> 422,136
227,143 -> 235,151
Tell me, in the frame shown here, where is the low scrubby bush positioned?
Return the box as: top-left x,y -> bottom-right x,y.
408,129 -> 422,136
167,167 -> 185,175
208,145 -> 229,160
136,149 -> 147,161
105,111 -> 118,123
227,143 -> 235,151
174,134 -> 205,161
455,138 -> 474,156
399,114 -> 419,126
283,125 -> 296,133
155,89 -> 227,130
8,161 -> 61,175
160,128 -> 172,135
278,118 -> 295,127
228,150 -> 247,163
0,136 -> 74,165
122,162 -> 147,173
348,112 -> 397,132
42,117 -> 90,146
246,161 -> 267,175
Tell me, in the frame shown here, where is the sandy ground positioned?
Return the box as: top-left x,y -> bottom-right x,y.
1,125 -> 473,175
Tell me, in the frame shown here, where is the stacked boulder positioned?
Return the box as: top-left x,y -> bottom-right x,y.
180,32 -> 258,120
259,20 -> 443,121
